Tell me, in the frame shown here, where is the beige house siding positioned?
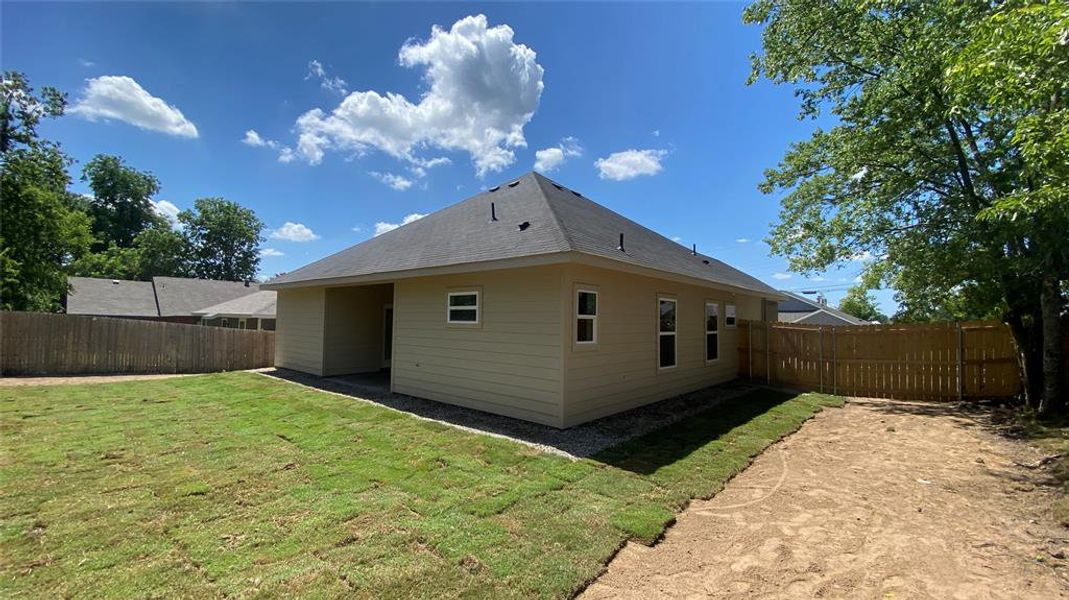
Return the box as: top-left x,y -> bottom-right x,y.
322,284 -> 393,376
275,287 -> 326,375
560,264 -> 766,427
391,265 -> 565,427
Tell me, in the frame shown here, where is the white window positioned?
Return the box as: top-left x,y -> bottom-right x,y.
447,291 -> 479,323
705,303 -> 719,362
725,303 -> 737,328
576,290 -> 597,344
658,298 -> 677,369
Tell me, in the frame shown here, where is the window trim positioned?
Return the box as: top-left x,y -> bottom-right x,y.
576,289 -> 598,345
705,301 -> 720,364
657,296 -> 678,370
446,290 -> 480,325
725,303 -> 737,329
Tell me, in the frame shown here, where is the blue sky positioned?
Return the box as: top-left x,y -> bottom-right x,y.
3,1 -> 896,314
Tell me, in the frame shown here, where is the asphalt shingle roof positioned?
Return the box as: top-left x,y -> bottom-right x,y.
192,290 -> 276,318
266,172 -> 779,296
776,291 -> 868,325
67,277 -> 159,317
153,277 -> 260,317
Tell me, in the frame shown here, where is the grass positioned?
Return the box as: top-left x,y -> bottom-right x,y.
994,409 -> 1069,525
0,372 -> 842,598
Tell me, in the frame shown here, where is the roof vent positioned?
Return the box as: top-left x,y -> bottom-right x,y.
518,221 -> 530,231
507,180 -> 520,188
552,183 -> 564,191
702,259 -> 710,265
489,202 -> 498,222
572,190 -> 582,197
244,280 -> 251,287
691,243 -> 697,256
617,233 -> 625,252
489,185 -> 500,192
111,280 -> 120,284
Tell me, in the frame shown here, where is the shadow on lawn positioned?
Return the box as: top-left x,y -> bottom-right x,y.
260,368 -> 766,460
592,388 -> 797,475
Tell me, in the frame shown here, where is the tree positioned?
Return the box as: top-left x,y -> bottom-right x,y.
81,154 -> 161,249
0,72 -> 94,311
838,287 -> 887,323
179,198 -> 263,281
133,223 -> 192,278
744,0 -> 1067,412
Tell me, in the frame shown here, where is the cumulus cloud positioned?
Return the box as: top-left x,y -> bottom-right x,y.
288,15 -> 544,177
242,129 -> 280,149
270,222 -> 320,242
260,247 -> 285,257
595,149 -> 667,181
306,59 -> 348,95
533,136 -> 582,172
70,76 -> 198,138
772,272 -> 792,280
78,58 -> 95,68
736,237 -> 751,244
150,200 -> 181,225
374,213 -> 427,236
370,171 -> 414,191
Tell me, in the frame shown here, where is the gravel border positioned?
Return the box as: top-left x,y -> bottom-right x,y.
258,368 -> 759,459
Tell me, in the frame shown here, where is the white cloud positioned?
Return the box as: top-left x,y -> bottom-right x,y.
809,276 -> 827,282
849,166 -> 869,181
652,130 -> 660,137
374,213 -> 427,236
352,226 -> 363,233
277,147 -> 297,163
306,59 -> 349,95
772,272 -> 793,280
736,237 -> 750,244
242,129 -> 281,149
288,15 -> 544,177
78,58 -> 95,68
150,200 -> 180,225
370,171 -> 414,191
270,222 -> 320,242
70,76 -> 198,138
260,247 -> 285,257
595,149 -> 667,181
671,236 -> 683,243
849,250 -> 875,262
533,136 -> 582,172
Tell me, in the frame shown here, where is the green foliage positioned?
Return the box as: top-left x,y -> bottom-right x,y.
179,198 -> 263,281
838,286 -> 887,323
133,223 -> 193,278
81,154 -> 162,249
67,243 -> 141,280
0,373 -> 840,597
0,73 -> 94,311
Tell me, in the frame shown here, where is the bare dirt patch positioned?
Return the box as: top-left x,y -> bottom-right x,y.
0,373 -> 201,387
582,397 -> 1069,599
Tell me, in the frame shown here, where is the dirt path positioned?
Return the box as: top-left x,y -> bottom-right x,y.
582,398 -> 1069,600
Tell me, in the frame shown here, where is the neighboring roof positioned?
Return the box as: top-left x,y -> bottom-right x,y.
265,172 -> 779,296
776,291 -> 868,325
67,277 -> 159,317
193,290 -> 276,318
153,277 -> 259,317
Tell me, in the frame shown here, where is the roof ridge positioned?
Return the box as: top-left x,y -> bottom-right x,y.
528,172 -> 576,252
150,277 -> 162,317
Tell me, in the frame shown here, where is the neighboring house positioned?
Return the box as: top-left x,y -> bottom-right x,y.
67,276 -> 276,329
777,290 -> 870,326
264,172 -> 783,428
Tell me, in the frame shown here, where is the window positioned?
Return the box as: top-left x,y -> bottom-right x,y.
705,302 -> 719,362
725,303 -> 737,328
658,298 -> 677,369
447,291 -> 479,323
576,290 -> 597,344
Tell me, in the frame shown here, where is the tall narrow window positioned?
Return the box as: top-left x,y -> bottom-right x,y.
725,303 -> 737,328
576,290 -> 597,344
658,298 -> 677,369
705,302 -> 719,362
447,291 -> 479,323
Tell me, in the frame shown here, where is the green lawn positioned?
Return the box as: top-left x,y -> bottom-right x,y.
0,372 -> 841,598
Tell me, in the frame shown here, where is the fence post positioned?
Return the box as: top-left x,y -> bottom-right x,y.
765,322 -> 772,385
818,326 -> 824,393
832,327 -> 837,395
962,322 -> 970,402
748,322 -> 753,379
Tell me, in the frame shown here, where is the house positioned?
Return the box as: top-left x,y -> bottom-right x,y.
66,276 -> 276,329
261,172 -> 783,428
777,290 -> 870,325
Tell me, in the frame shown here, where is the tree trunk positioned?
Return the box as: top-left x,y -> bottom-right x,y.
1007,311 -> 1043,409
1038,276 -> 1066,415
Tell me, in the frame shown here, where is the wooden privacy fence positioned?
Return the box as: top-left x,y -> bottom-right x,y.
737,320 -> 1022,400
1,311 -> 275,376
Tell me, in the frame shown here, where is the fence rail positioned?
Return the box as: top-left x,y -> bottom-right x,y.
737,320 -> 1022,400
1,311 -> 275,376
